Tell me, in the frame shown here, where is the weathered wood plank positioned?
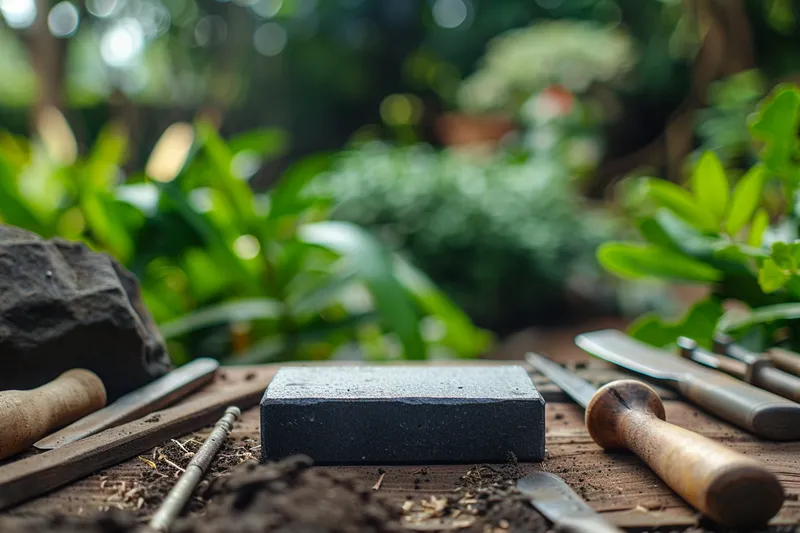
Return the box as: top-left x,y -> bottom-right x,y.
5,364 -> 799,530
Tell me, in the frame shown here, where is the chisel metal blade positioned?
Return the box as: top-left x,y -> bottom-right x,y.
35,357 -> 219,449
517,472 -> 623,533
525,352 -> 596,408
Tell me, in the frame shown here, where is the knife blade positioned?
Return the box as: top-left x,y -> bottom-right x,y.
34,357 -> 219,449
525,351 -> 784,528
517,472 -> 622,533
575,329 -> 800,440
680,336 -> 800,403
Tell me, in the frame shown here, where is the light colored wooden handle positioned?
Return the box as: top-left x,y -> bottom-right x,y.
585,380 -> 784,528
554,515 -> 623,533
0,369 -> 106,460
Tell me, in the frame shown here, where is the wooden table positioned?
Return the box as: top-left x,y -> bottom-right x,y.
5,359 -> 800,531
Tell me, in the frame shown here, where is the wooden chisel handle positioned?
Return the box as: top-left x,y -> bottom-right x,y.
585,380 -> 784,529
0,369 -> 106,460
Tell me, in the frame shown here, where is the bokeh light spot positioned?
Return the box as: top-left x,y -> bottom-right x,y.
0,0 -> 37,29
100,18 -> 145,68
234,235 -> 261,260
86,0 -> 118,18
252,0 -> 282,18
48,1 -> 80,38
253,22 -> 287,56
432,0 -> 467,29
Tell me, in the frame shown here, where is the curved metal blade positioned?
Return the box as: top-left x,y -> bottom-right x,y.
517,472 -> 598,522
575,330 -> 685,384
525,352 -> 596,408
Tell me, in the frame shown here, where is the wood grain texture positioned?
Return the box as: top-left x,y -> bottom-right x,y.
0,369 -> 106,460
0,369 -> 269,510
5,365 -> 800,531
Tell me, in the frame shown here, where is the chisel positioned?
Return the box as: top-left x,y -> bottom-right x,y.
35,358 -> 219,450
525,352 -> 784,528
575,329 -> 800,440
715,333 -> 800,378
517,472 -> 623,533
678,337 -> 800,403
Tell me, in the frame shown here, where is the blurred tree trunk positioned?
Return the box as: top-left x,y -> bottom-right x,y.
22,0 -> 68,128
593,0 -> 756,194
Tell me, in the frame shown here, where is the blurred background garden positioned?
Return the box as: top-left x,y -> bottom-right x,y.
3,0 -> 800,365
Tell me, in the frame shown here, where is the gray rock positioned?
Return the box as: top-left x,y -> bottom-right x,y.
0,225 -> 171,400
260,365 -> 545,464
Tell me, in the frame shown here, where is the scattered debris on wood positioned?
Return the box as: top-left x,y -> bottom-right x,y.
373,472 -> 387,491
96,435 -> 260,517
402,464 -> 547,533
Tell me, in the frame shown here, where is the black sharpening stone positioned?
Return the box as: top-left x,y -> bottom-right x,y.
260,365 -> 545,465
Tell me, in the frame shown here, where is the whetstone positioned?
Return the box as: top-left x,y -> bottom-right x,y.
260,365 -> 545,464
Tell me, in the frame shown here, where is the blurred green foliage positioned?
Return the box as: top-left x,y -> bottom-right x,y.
599,85 -> 800,352
308,142 -> 620,333
457,20 -> 636,116
694,70 -> 768,167
0,120 -> 490,363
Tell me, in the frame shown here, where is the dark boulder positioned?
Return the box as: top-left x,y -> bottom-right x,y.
0,225 -> 171,400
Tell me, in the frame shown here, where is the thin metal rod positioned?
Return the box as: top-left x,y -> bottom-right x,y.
148,406 -> 240,532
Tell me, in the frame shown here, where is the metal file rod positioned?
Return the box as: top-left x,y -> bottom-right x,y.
149,406 -> 240,532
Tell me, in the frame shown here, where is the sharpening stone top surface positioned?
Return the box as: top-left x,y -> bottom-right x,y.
263,365 -> 541,401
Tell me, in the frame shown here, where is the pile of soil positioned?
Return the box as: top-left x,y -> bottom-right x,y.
174,455 -> 402,533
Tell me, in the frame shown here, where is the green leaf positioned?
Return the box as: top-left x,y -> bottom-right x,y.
748,209 -> 769,246
159,298 -> 284,338
720,303 -> 800,334
725,165 -> 764,235
269,153 -> 332,219
597,242 -> 723,282
228,128 -> 288,159
749,85 -> 800,176
393,255 -> 491,358
290,270 -> 358,316
770,242 -> 798,270
628,298 -> 724,349
160,182 -> 262,295
642,179 -> 718,231
195,121 -> 257,225
298,221 -> 426,359
80,192 -> 134,262
636,217 -> 678,250
758,259 -> 791,293
692,151 -> 729,222
0,157 -> 48,235
86,123 -> 127,188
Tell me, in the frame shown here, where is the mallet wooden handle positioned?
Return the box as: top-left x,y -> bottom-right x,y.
0,369 -> 106,460
585,380 -> 783,528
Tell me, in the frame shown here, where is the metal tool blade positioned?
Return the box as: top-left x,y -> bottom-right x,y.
575,330 -> 687,384
517,472 -> 599,523
677,337 -> 725,370
525,353 -> 596,408
34,358 -> 219,449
